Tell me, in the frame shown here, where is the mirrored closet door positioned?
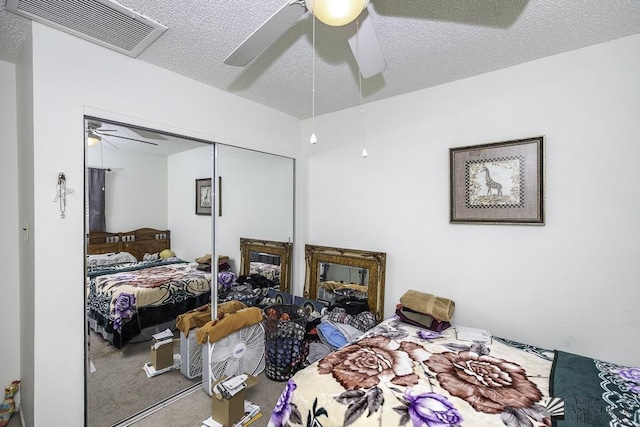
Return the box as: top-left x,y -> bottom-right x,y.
84,117 -> 295,426
215,144 -> 295,278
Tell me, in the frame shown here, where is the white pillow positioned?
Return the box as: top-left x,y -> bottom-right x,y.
87,252 -> 137,266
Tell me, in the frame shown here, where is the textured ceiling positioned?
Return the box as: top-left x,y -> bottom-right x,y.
1,0 -> 640,120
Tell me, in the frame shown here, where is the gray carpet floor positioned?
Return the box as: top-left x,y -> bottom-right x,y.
87,330 -> 288,427
87,329 -> 200,426
128,373 -> 286,427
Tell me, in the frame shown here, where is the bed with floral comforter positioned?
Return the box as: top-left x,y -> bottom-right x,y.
268,317 -> 640,427
87,258 -> 211,348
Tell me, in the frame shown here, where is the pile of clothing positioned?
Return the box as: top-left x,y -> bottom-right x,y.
176,300 -> 263,345
327,286 -> 369,316
194,253 -> 213,272
395,289 -> 455,332
233,274 -> 277,294
218,273 -> 279,307
306,307 -> 377,364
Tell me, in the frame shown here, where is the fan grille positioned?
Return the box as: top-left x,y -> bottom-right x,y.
179,329 -> 203,379
6,0 -> 167,57
203,323 -> 265,396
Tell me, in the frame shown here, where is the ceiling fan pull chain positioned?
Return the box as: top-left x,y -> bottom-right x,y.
357,18 -> 367,158
310,8 -> 317,144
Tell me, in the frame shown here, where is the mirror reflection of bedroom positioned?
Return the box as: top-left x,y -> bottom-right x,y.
84,117 -> 215,426
84,117 -> 295,426
317,263 -> 369,305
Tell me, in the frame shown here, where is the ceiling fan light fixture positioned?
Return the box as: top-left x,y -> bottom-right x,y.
308,0 -> 369,27
87,130 -> 101,146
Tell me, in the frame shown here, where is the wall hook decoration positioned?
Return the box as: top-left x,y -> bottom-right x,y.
53,172 -> 74,219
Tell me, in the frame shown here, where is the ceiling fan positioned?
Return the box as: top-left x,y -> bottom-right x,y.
86,121 -> 161,148
224,0 -> 386,79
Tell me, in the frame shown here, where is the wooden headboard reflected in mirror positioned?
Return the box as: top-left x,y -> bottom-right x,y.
239,238 -> 293,294
304,244 -> 386,322
86,228 -> 171,262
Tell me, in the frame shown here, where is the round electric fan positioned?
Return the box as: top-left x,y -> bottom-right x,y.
202,322 -> 265,395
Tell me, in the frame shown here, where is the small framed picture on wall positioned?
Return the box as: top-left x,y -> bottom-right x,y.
450,136 -> 544,225
195,178 -> 212,216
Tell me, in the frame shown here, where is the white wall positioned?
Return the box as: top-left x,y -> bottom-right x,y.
167,143 -> 296,287
87,142 -> 214,262
216,145 -> 295,273
302,34 -> 640,367
168,145 -> 214,263
0,60 -> 21,404
87,146 -> 168,232
16,28 -> 35,427
27,22 -> 300,426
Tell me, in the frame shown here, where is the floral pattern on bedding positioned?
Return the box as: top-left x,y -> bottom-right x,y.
268,318 -> 556,427
113,292 -> 136,332
87,260 -> 211,332
595,361 -> 640,426
317,335 -> 431,389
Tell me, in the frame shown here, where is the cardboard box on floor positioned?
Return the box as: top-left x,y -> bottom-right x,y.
150,329 -> 174,371
211,374 -> 259,427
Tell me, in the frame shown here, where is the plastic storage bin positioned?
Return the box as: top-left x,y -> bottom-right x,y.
262,304 -> 309,381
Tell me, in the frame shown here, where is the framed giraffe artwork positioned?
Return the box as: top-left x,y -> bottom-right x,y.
195,177 -> 212,216
449,136 -> 544,225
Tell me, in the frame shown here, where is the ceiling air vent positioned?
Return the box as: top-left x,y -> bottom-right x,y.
6,0 -> 167,57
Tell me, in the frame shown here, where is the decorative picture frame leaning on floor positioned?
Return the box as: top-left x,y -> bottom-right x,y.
195,178 -> 212,216
450,136 -> 544,225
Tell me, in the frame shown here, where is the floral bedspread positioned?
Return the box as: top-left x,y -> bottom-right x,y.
268,318 -> 640,427
87,260 -> 211,332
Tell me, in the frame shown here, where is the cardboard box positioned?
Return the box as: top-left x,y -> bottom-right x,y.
150,329 -> 174,371
211,374 -> 259,427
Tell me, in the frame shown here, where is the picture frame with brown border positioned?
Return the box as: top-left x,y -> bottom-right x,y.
195,178 -> 212,216
449,136 -> 544,225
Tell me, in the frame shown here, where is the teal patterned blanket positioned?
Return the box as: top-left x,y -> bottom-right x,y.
552,350 -> 640,426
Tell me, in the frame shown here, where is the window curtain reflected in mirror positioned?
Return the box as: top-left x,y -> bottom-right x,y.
88,167 -> 106,232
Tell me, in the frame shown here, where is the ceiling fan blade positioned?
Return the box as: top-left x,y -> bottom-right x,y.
130,128 -> 167,140
95,130 -> 158,146
347,8 -> 386,78
86,125 -> 115,133
223,1 -> 307,66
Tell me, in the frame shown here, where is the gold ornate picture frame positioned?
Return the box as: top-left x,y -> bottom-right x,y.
304,244 -> 386,322
239,238 -> 293,294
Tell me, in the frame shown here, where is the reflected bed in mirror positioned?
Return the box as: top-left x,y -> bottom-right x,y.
85,117 -> 215,426
239,238 -> 293,294
304,244 -> 386,322
86,227 -> 212,348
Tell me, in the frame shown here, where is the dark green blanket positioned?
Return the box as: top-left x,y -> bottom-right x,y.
551,350 -> 640,426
